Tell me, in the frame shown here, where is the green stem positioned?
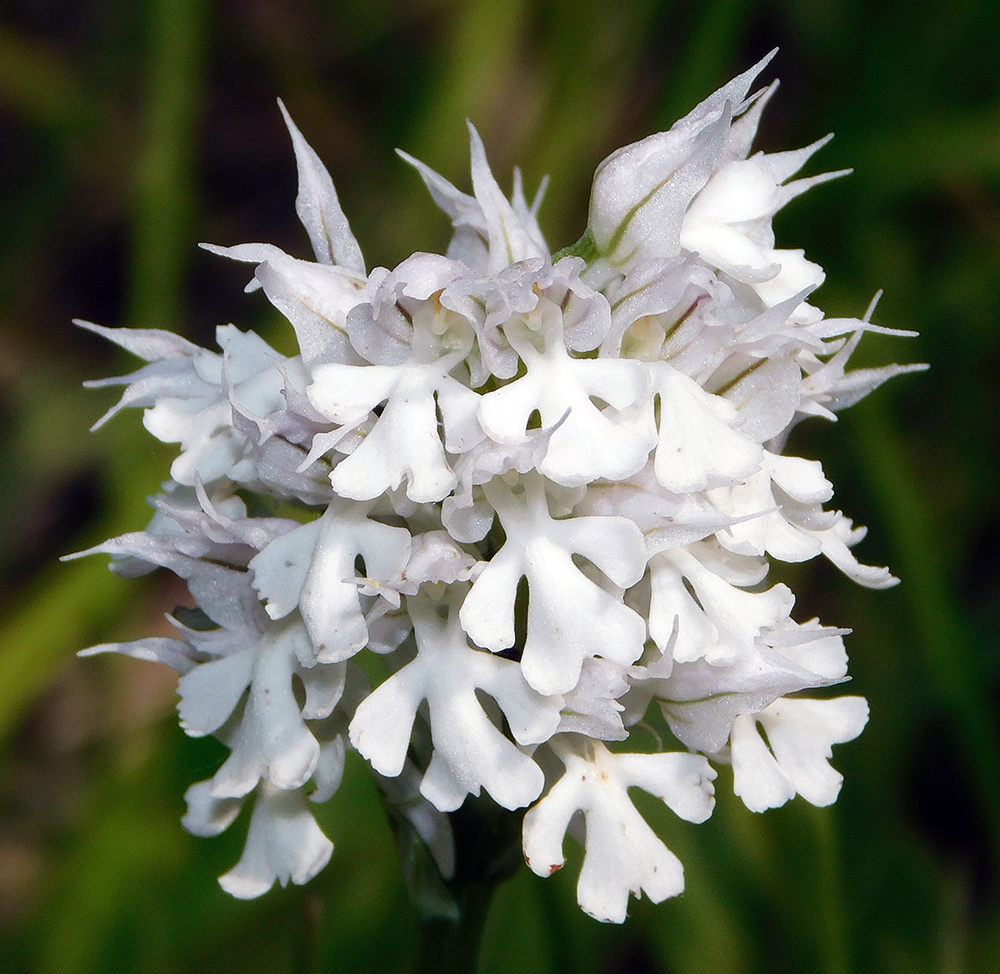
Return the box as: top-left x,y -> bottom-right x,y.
416,878 -> 498,974
404,796 -> 524,974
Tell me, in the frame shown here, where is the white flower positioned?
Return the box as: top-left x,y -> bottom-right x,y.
308,348 -> 480,504
588,53 -> 778,269
274,498 -> 411,661
647,361 -> 762,492
678,144 -> 847,322
731,696 -> 870,811
477,303 -> 654,486
350,590 -> 561,811
647,542 -> 793,663
458,473 -> 647,695
522,736 -> 716,922
216,782 -> 335,900
75,60 -> 920,918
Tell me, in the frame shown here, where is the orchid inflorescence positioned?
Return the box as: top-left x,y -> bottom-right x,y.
74,53 -> 922,923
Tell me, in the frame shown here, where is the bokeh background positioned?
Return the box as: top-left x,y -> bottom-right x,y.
1,1 -> 998,971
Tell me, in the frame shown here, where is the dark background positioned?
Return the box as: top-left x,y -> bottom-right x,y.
1,1 -> 998,971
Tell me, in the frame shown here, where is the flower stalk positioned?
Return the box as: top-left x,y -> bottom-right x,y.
413,797 -> 523,974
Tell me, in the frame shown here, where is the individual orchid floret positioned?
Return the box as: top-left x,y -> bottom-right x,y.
345,254 -> 474,365
183,623 -> 325,799
441,422 -> 559,543
650,640 -> 844,755
216,782 -> 335,900
183,776 -> 336,899
708,451 -> 899,586
398,123 -> 548,273
797,322 -> 929,423
647,361 -> 762,493
731,696 -> 869,812
95,592 -> 336,800
678,141 -> 848,322
80,323 -> 258,486
453,252 -> 613,383
307,331 -> 482,503
477,305 -> 654,486
647,542 -> 794,663
522,736 -> 716,922
66,490 -> 265,631
458,473 -> 647,695
251,497 -> 411,661
350,589 -> 562,811
586,52 -> 777,269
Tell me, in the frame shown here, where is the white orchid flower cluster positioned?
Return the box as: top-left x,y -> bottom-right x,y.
75,54 -> 921,924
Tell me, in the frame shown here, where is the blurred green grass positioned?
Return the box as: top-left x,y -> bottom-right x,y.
1,1 -> 998,971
